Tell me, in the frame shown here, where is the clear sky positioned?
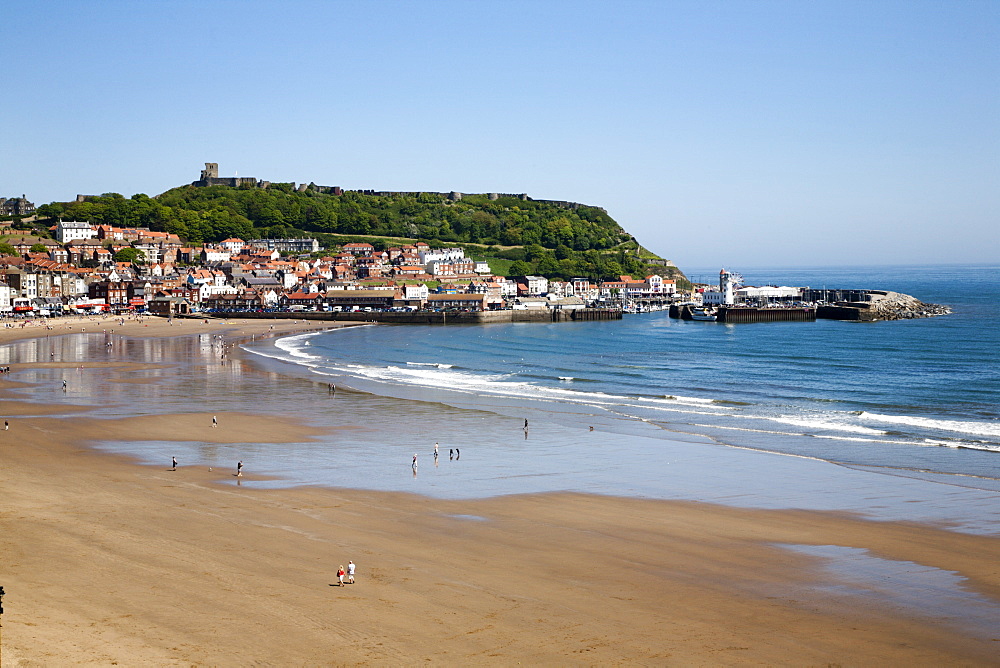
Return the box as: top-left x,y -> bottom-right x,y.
3,0 -> 997,267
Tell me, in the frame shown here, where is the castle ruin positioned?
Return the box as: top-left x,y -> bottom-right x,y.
189,163 -> 603,211
192,163 -> 260,189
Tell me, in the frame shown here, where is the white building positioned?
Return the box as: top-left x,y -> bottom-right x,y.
427,258 -> 475,277
499,278 -> 518,297
547,281 -> 571,298
571,278 -> 598,302
275,269 -> 300,290
200,247 -> 231,263
249,238 -> 320,254
56,220 -> 96,243
524,275 -> 548,296
736,285 -> 801,300
644,275 -> 677,296
220,238 -> 246,254
203,284 -> 239,298
701,290 -> 725,306
11,270 -> 38,299
419,247 -> 465,264
404,283 -> 429,300
0,284 -> 13,313
133,243 -> 162,265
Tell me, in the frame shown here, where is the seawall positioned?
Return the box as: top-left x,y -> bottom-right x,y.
668,305 -> 815,323
203,308 -> 622,325
815,291 -> 951,321
717,306 -> 816,323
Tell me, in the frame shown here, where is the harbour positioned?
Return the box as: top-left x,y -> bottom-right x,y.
670,268 -> 949,323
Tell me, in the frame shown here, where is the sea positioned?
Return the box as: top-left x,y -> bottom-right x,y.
249,263 -> 998,475
10,263 -> 1000,534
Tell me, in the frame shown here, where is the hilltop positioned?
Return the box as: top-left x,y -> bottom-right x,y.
30,165 -> 685,284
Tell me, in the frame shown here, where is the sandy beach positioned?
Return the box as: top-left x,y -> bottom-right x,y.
2,316 -> 999,665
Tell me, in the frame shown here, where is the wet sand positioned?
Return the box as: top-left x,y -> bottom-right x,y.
0,312 -> 340,346
2,317 -> 999,665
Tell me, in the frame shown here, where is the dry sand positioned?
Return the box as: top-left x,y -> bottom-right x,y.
1,316 -> 999,665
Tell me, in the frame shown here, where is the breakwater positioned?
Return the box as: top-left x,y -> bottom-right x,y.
809,290 -> 951,321
669,289 -> 949,323
717,306 -> 816,323
669,305 -> 816,323
204,308 -> 622,325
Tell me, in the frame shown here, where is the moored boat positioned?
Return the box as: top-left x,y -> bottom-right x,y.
690,307 -> 717,321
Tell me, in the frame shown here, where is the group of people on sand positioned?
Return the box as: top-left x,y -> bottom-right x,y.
168,455 -> 361,591
169,456 -> 242,477
414,445 -> 460,470
335,561 -> 356,586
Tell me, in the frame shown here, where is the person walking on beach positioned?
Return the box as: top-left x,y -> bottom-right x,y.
212,415 -> 218,428
337,565 -> 345,586
455,448 -> 460,460
237,460 -> 243,477
4,420 -> 8,431
434,442 -> 439,459
172,456 -> 177,471
412,453 -> 418,469
347,560 -> 355,584
449,448 -> 453,460
62,379 -> 67,391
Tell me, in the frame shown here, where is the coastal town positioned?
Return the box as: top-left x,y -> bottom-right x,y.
0,163 -> 952,323
0,209 -> 679,318
4,3 -> 996,666
0,187 -> 947,323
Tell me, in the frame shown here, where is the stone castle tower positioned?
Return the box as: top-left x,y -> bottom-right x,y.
200,163 -> 219,181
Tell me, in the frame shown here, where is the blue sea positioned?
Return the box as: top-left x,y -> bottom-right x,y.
248,264 -> 999,486
11,263 -> 999,533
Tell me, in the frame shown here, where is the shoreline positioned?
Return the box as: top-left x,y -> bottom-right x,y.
2,320 -> 1000,664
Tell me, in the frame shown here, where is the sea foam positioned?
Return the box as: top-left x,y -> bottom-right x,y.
861,412 -> 1000,438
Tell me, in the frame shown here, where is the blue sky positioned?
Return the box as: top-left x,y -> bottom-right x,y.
3,0 -> 997,267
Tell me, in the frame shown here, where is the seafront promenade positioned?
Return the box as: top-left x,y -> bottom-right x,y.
202,307 -> 623,324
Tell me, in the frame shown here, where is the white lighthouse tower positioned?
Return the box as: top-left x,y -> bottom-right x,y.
719,268 -> 736,306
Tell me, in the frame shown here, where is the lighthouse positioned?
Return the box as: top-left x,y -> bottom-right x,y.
720,268 -> 736,306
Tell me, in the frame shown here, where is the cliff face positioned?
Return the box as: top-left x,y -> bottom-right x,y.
818,291 -> 951,321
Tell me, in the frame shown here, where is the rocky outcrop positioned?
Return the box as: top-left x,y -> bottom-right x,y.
818,291 -> 951,321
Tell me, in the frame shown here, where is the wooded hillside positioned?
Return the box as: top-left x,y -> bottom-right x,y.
34,185 -> 684,284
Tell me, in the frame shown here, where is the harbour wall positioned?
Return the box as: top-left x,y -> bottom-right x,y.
204,308 -> 622,325
669,304 -> 816,323
718,306 -> 816,323
816,304 -> 876,321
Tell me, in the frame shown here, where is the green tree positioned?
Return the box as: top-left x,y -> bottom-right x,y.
35,202 -> 66,219
535,253 -> 561,278
114,247 -> 146,264
30,243 -> 49,253
524,244 -> 546,261
0,242 -> 17,256
508,260 -> 531,277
